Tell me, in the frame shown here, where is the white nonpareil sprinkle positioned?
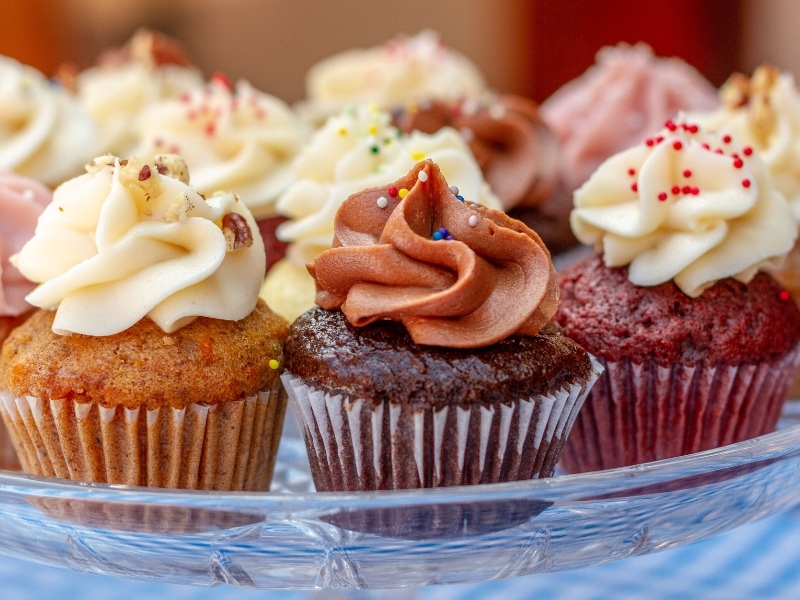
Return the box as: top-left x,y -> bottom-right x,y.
418,170 -> 429,182
468,215 -> 479,227
376,196 -> 389,208
449,185 -> 460,196
23,189 -> 35,201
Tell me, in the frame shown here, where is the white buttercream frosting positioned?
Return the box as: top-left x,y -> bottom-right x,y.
275,103 -> 500,267
300,30 -> 486,121
0,56 -> 98,186
134,75 -> 308,220
688,66 -> 800,222
14,154 -> 265,335
571,116 -> 796,297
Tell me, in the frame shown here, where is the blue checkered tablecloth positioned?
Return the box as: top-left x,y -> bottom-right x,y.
4,505 -> 800,600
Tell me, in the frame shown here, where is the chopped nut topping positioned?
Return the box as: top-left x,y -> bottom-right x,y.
153,154 -> 190,184
85,154 -> 117,174
222,212 -> 254,250
165,191 -> 194,222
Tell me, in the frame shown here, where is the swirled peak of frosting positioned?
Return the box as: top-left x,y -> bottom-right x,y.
571,117 -> 796,297
0,56 -> 98,186
310,160 -> 558,348
300,31 -> 486,121
541,43 -> 719,193
134,74 -> 308,220
275,104 -> 500,268
73,30 -> 204,157
393,95 -> 560,211
0,172 -> 51,316
14,154 -> 265,336
687,65 -> 800,221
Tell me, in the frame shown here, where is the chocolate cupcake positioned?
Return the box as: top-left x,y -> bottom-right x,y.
282,160 -> 601,491
555,117 -> 800,473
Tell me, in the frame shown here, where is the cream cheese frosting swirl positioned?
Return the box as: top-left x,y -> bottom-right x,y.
688,65 -> 800,221
134,74 -> 307,220
300,30 -> 486,121
14,154 -> 265,336
0,172 -> 51,315
311,160 -> 558,348
0,56 -> 97,186
571,117 -> 796,297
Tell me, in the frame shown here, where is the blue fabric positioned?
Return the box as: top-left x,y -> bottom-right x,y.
4,506 -> 800,599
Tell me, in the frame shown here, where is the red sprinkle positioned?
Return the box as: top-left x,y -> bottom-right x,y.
665,120 -> 677,131
722,134 -> 732,144
631,182 -> 638,192
702,143 -> 711,150
628,168 -> 636,176
645,138 -> 655,147
687,124 -> 699,134
733,158 -> 744,169
691,187 -> 699,195
205,122 -> 216,136
671,185 -> 681,195
743,146 -> 753,156
388,186 -> 399,197
682,185 -> 692,195
742,179 -> 751,188
780,290 -> 792,302
683,169 -> 692,178
658,192 -> 668,201
211,71 -> 234,91
673,140 -> 683,150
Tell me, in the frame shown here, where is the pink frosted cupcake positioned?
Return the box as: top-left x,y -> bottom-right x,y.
555,117 -> 800,472
0,172 -> 51,470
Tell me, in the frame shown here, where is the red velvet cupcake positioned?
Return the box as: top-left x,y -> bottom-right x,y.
554,117 -> 800,473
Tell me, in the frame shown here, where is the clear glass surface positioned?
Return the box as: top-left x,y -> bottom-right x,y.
1,403 -> 800,590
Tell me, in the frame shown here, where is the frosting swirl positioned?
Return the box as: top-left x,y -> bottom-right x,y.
300,30 -> 486,121
311,160 -> 558,348
0,172 -> 51,315
15,154 -> 265,335
688,65 -> 800,221
393,95 -> 560,211
541,43 -> 719,193
0,56 -> 98,186
134,75 -> 307,220
571,117 -> 796,297
73,30 -> 204,157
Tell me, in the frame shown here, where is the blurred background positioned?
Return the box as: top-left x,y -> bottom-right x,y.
1,0 -> 794,104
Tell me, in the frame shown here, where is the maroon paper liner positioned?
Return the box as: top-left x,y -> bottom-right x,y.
559,347 -> 800,474
0,381 -> 287,490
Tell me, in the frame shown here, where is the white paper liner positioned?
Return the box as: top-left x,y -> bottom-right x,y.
560,345 -> 800,474
0,379 -> 287,490
282,356 -> 602,491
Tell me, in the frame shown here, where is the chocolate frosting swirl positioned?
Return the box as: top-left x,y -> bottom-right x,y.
393,95 -> 559,211
310,160 -> 558,348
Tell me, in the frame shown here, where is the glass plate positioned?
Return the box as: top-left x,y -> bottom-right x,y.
1,403 -> 800,591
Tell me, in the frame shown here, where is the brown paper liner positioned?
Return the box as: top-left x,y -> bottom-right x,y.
0,420 -> 21,470
559,347 -> 800,474
0,380 -> 287,490
282,358 -> 601,491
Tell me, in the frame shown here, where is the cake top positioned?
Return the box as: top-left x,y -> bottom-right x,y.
0,55 -> 98,187
0,172 -> 51,316
687,65 -> 800,221
14,154 -> 265,336
570,117 -> 796,297
300,30 -> 487,121
541,42 -> 719,193
134,74 -> 308,220
393,94 -> 560,211
310,160 -> 558,348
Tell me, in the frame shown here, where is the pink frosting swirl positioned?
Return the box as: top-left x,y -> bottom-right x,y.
310,160 -> 558,348
0,172 -> 51,316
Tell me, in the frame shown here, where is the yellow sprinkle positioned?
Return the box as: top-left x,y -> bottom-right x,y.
410,150 -> 426,161
367,124 -> 378,135
398,188 -> 409,198
338,127 -> 348,136
269,359 -> 280,370
368,103 -> 379,113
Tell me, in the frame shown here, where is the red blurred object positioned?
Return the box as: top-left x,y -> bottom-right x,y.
527,0 -> 743,102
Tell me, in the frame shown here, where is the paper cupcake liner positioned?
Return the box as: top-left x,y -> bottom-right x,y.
559,346 -> 800,474
282,358 -> 601,491
0,380 -> 287,490
0,420 -> 21,471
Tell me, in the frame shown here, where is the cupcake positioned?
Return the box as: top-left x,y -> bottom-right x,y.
0,55 -> 98,187
392,94 -> 572,252
261,103 -> 501,322
0,172 -> 52,470
0,154 -> 288,490
540,43 -> 719,230
297,30 -> 487,124
66,29 -> 205,158
555,117 -> 800,473
281,160 -> 601,491
133,72 -> 309,271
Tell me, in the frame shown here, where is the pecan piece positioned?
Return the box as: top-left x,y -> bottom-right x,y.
222,212 -> 254,250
